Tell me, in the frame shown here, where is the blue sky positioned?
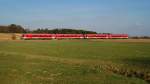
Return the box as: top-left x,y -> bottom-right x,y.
0,0 -> 150,36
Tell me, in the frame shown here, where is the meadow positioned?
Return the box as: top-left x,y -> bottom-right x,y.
0,39 -> 150,84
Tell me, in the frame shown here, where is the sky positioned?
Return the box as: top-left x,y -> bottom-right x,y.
0,0 -> 150,36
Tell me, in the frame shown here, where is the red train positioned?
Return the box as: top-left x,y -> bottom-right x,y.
21,34 -> 128,40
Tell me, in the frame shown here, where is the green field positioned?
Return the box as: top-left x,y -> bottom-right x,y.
0,39 -> 150,84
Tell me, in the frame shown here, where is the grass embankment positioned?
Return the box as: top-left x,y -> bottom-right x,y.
0,40 -> 150,84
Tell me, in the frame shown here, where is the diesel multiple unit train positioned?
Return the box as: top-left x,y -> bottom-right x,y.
21,34 -> 128,40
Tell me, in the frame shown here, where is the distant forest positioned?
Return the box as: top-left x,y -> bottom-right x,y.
0,24 -> 97,34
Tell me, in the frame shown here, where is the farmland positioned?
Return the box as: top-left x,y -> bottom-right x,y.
0,39 -> 150,84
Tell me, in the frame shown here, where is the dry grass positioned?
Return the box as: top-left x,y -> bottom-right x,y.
0,33 -> 12,40
0,33 -> 22,40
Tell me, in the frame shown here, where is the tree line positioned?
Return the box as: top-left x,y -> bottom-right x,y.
0,24 -> 26,33
32,28 -> 97,34
0,24 -> 97,34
